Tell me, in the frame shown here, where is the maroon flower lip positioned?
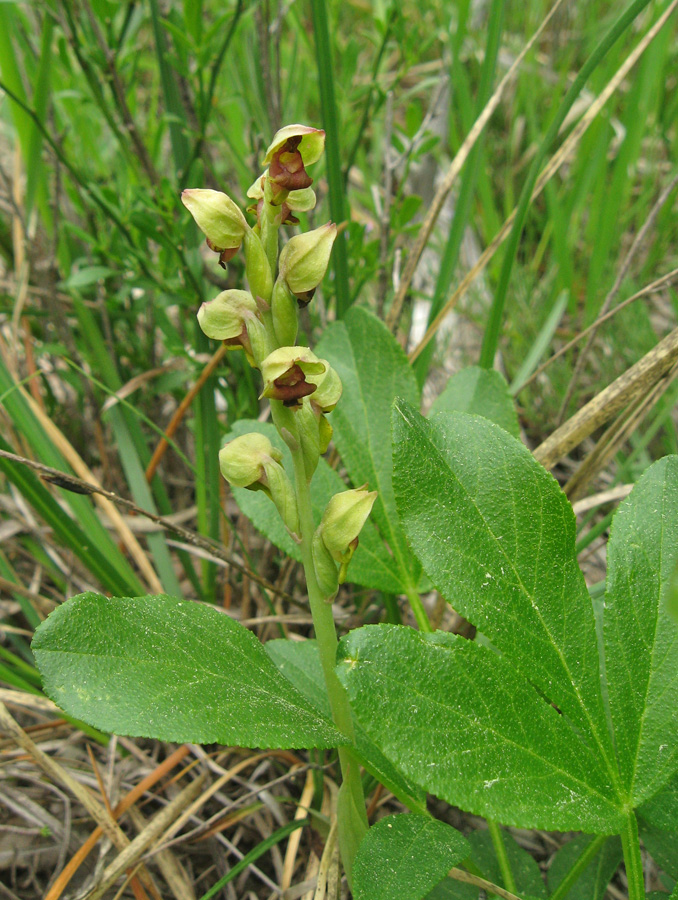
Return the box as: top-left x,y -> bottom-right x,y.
269,136 -> 313,196
269,364 -> 318,407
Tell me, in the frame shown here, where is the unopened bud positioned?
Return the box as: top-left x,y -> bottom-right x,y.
260,347 -> 326,409
317,487 -> 377,583
278,223 -> 337,303
181,189 -> 248,254
219,432 -> 299,536
219,432 -> 280,488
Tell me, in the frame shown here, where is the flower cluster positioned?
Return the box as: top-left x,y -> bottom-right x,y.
182,124 -> 376,597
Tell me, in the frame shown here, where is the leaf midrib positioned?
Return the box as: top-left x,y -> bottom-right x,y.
350,644 -> 623,824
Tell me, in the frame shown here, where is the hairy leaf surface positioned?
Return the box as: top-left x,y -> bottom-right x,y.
337,625 -> 624,832
33,593 -> 345,748
603,457 -> 678,805
353,814 -> 469,900
392,401 -> 614,765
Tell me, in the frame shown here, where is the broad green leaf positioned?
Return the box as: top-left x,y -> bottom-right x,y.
392,401 -> 615,768
316,307 -> 422,589
33,593 -> 346,749
266,639 -> 427,814
603,457 -> 678,805
639,820 -> 678,880
228,420 -> 402,594
639,772 -> 678,830
430,367 -> 520,438
353,814 -> 469,900
337,625 -> 624,832
547,835 -> 621,900
467,829 -> 546,898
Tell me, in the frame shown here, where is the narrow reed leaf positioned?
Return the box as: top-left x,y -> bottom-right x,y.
309,0 -> 351,316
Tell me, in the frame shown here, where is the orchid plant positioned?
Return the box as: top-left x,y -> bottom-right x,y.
31,125 -> 678,900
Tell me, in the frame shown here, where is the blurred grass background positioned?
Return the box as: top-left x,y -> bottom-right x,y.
0,0 -> 678,896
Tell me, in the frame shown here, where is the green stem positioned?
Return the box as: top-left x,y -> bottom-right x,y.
280,404 -> 367,873
404,584 -> 433,632
487,820 -> 517,895
620,810 -> 645,900
549,835 -> 607,900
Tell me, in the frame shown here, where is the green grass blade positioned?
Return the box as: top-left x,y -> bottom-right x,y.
149,0 -> 190,171
24,13 -> 54,225
0,436 -> 143,596
479,0 -> 654,369
0,4 -> 52,230
414,0 -> 505,384
198,818 -> 310,900
310,0 -> 351,317
510,289 -> 569,395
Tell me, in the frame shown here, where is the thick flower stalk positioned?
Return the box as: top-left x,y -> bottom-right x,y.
183,124 -> 373,883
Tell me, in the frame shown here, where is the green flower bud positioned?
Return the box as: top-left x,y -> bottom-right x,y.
181,189 -> 249,255
278,223 -> 337,304
219,432 -> 280,488
197,290 -> 258,341
260,347 -> 326,409
243,230 -> 273,301
197,289 -> 266,364
317,487 -> 377,583
219,433 -> 299,536
271,278 -> 299,347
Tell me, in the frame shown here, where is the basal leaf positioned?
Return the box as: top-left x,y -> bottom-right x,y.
337,625 -> 624,832
316,307 -> 422,589
392,401 -> 615,770
467,829 -> 546,898
32,593 -> 346,748
639,820 -> 678,880
266,638 -> 427,814
228,420 -> 402,593
603,456 -> 678,805
547,835 -> 622,900
353,814 -> 469,900
430,366 -> 520,438
639,772 -> 678,830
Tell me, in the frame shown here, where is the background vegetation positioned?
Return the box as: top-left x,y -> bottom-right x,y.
0,0 -> 677,897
